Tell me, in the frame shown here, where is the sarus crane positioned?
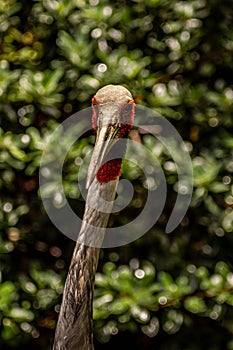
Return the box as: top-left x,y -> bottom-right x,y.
53,85 -> 135,350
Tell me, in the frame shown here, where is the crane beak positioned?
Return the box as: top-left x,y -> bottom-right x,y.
86,124 -> 119,189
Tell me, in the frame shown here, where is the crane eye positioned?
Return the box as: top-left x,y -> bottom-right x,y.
121,99 -> 135,122
92,97 -> 99,131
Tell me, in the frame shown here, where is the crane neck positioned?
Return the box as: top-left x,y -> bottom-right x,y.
53,178 -> 118,350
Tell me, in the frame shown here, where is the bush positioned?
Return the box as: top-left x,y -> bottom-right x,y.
0,0 -> 233,349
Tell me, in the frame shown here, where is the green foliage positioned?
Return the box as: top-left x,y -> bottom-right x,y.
0,0 -> 233,349
93,259 -> 233,343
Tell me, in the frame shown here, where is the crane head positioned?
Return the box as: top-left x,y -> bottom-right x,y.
86,85 -> 135,189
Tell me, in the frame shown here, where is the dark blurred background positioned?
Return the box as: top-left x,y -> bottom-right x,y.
0,0 -> 233,349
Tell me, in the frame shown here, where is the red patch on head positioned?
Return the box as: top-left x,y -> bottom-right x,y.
92,97 -> 99,131
97,159 -> 122,183
118,100 -> 135,137
92,98 -> 135,183
124,100 -> 135,126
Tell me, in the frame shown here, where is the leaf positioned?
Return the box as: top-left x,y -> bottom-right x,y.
184,297 -> 207,314
6,308 -> 34,322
